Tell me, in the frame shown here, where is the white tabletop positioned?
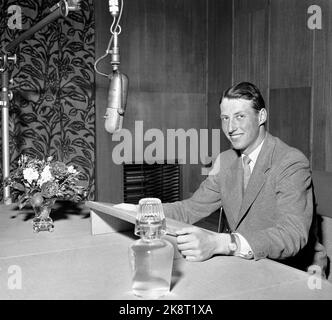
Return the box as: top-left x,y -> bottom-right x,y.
1,203 -> 332,300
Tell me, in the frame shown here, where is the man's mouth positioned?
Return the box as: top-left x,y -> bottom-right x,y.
229,133 -> 243,140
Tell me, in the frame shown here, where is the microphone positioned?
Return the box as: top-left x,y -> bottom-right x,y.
104,32 -> 129,134
104,70 -> 128,134
94,0 -> 128,133
66,0 -> 81,11
50,0 -> 81,14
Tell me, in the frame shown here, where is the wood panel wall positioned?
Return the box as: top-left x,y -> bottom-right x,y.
95,0 -> 209,202
312,0 -> 332,171
230,0 -> 332,171
94,0 -> 332,203
207,0 -> 233,153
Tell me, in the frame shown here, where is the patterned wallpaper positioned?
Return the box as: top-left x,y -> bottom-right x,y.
0,0 -> 95,201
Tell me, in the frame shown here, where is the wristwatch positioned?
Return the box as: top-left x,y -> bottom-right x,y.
228,233 -> 238,255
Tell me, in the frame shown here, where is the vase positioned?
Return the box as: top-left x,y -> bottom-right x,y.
32,198 -> 56,233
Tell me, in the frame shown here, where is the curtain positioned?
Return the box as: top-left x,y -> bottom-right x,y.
0,0 -> 95,201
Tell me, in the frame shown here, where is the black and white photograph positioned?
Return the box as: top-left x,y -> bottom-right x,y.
0,0 -> 332,308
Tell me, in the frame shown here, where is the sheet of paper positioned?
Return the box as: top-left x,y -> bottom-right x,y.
113,203 -> 138,211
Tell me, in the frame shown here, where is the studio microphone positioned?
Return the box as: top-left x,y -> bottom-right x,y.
104,69 -> 129,134
94,0 -> 128,134
104,31 -> 129,134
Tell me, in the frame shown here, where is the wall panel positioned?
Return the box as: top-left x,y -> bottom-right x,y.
121,0 -> 206,94
270,0 -> 313,89
269,88 -> 311,158
233,0 -> 269,93
312,0 -> 332,171
208,0 -> 233,94
95,0 -> 208,201
207,0 -> 233,155
234,0 -> 269,13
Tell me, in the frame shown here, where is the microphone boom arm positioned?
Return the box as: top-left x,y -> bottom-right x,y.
5,0 -> 81,53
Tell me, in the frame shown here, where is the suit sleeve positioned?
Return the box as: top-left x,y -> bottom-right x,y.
240,151 -> 313,260
163,155 -> 222,225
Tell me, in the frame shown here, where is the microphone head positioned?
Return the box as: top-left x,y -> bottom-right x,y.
67,0 -> 81,11
104,71 -> 128,134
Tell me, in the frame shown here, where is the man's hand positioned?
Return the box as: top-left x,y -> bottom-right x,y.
176,226 -> 230,261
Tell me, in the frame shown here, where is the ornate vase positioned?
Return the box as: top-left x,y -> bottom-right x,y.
32,198 -> 56,233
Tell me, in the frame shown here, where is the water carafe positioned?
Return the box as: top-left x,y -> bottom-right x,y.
128,198 -> 174,299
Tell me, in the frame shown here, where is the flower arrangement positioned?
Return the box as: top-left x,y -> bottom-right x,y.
5,154 -> 87,209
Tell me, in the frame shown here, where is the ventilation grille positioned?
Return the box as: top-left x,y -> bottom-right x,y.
123,163 -> 181,204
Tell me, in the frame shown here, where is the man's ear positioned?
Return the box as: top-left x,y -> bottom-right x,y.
258,108 -> 267,125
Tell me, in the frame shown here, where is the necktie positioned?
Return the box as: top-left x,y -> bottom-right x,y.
242,155 -> 251,191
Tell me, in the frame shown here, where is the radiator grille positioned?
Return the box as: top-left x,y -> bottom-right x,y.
123,163 -> 181,204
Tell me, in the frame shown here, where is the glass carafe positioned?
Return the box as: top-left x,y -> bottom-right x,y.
128,198 -> 174,299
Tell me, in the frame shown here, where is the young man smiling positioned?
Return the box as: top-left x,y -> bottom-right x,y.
163,82 -> 327,276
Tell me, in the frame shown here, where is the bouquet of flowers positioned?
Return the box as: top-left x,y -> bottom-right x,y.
5,154 -> 87,209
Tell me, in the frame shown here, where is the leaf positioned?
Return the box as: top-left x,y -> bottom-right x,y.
48,31 -> 60,44
31,58 -> 43,73
69,121 -> 86,131
36,125 -> 45,131
68,91 -> 86,102
80,69 -> 91,81
63,85 -> 77,91
70,76 -> 91,89
54,140 -> 61,149
72,57 -> 84,67
17,80 -> 39,92
69,108 -> 78,116
21,65 -> 43,80
32,140 -> 45,154
71,138 -> 91,149
68,12 -> 85,24
22,129 -> 37,139
82,149 -> 92,161
19,0 -> 37,10
67,41 -> 84,52
67,129 -> 80,136
20,113 -> 38,124
18,196 -> 30,210
71,156 -> 91,169
21,147 -> 43,160
67,28 -> 76,37
13,182 -> 25,192
86,33 -> 94,43
20,46 -> 40,59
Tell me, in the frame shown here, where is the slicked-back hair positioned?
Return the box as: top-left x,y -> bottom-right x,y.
219,82 -> 265,112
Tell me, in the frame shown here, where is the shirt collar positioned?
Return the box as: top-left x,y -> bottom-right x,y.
241,136 -> 265,167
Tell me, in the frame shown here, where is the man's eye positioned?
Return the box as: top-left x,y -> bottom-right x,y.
236,115 -> 244,119
221,117 -> 228,121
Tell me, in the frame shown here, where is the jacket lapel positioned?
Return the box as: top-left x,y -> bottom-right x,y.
235,133 -> 275,230
224,154 -> 243,230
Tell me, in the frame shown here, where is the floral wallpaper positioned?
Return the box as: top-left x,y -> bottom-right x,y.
0,0 -> 95,201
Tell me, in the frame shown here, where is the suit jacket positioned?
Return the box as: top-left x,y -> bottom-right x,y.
163,132 -> 327,272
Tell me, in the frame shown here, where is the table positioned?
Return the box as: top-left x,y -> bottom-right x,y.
1,203 -> 332,300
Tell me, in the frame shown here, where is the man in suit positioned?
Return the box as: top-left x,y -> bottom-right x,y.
163,82 -> 327,276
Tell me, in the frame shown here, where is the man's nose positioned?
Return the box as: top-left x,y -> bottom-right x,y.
228,119 -> 237,133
